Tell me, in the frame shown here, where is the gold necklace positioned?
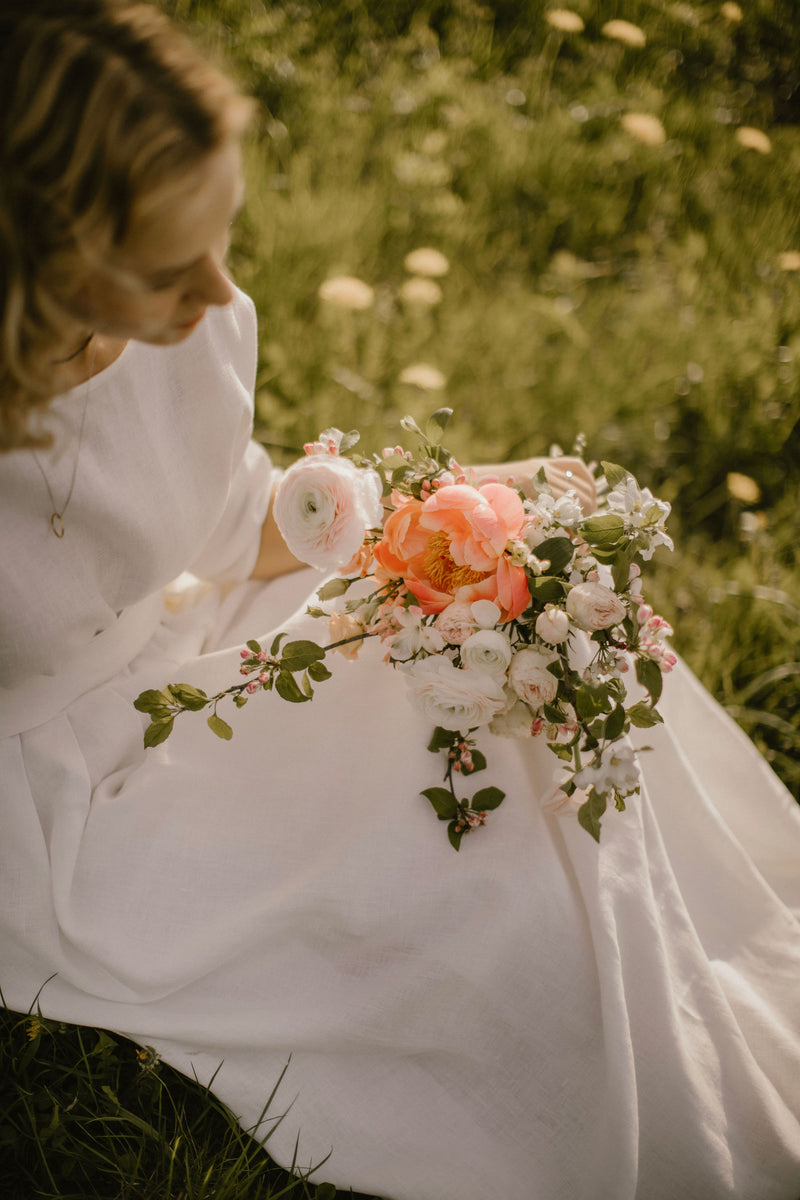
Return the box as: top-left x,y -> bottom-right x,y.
32,335 -> 97,538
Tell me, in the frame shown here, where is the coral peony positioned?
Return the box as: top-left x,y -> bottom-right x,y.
373,484 -> 529,619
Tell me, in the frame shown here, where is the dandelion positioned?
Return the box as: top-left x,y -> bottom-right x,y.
545,9 -> 585,33
720,2 -> 743,21
621,112 -> 666,146
403,247 -> 450,277
726,472 -> 761,504
778,251 -> 800,271
602,19 -> 647,47
735,126 -> 772,154
318,275 -> 374,310
399,276 -> 444,307
399,363 -> 447,390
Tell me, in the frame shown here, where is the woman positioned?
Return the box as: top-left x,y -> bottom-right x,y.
1,3 -> 799,1198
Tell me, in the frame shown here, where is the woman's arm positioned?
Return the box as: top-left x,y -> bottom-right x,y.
250,455 -> 597,581
249,486 -> 307,581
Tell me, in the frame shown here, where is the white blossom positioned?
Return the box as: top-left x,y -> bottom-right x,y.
574,744 -> 640,796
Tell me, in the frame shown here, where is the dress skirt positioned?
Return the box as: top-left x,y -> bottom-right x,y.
2,569 -> 800,1200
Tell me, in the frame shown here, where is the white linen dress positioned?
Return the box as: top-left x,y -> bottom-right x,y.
2,288 -> 799,1200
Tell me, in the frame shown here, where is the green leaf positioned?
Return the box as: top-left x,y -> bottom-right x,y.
207,713 -> 233,740
579,513 -> 626,549
300,671 -> 314,698
338,429 -> 360,453
169,683 -> 209,711
275,671 -> 310,703
427,726 -> 457,752
526,576 -> 566,604
233,694 -> 249,708
611,545 -> 636,593
270,631 -> 288,655
308,660 -> 333,682
600,461 -> 630,489
447,821 -> 464,851
144,717 -> 174,748
316,577 -> 351,601
604,702 -> 627,740
533,536 -> 574,574
550,743 -> 575,761
627,701 -> 664,728
575,686 -> 609,720
471,786 -> 505,812
426,407 -> 453,444
246,639 -> 262,655
468,748 -> 487,773
280,640 -> 325,671
421,787 -> 458,820
577,789 -> 607,842
134,689 -> 171,714
635,657 -> 663,704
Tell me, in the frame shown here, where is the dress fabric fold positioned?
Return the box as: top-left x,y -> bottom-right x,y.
1,288 -> 799,1200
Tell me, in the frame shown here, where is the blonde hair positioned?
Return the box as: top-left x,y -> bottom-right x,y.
0,0 -> 253,450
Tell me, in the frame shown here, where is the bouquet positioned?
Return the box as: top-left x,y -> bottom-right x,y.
136,410 -> 675,848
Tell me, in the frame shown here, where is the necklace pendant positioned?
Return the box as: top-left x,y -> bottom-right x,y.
50,512 -> 65,538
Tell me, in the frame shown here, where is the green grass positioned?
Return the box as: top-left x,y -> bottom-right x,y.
4,0 -> 799,1195
0,1000 -> 377,1199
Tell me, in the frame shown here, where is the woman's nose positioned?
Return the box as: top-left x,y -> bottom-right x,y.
189,255 -> 234,307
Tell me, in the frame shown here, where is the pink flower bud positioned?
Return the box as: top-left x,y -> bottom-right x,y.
258,672 -> 270,684
637,604 -> 653,624
257,650 -> 269,662
531,717 -> 545,736
246,680 -> 260,694
240,649 -> 251,659
240,665 -> 251,676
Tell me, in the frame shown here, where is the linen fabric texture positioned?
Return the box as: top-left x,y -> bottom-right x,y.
1,288 -> 799,1200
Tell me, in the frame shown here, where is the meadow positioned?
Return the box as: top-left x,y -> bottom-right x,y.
3,1 -> 798,1196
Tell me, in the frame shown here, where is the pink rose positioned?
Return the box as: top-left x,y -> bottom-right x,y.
535,605 -> 570,644
508,647 -> 559,710
274,455 -> 383,571
434,602 -> 477,645
565,582 -> 626,631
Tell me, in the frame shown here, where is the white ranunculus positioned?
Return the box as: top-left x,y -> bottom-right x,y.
274,456 -> 383,571
535,606 -> 570,645
566,582 -> 626,631
460,630 -> 513,678
508,647 -> 559,710
405,655 -> 507,731
471,599 -> 502,628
